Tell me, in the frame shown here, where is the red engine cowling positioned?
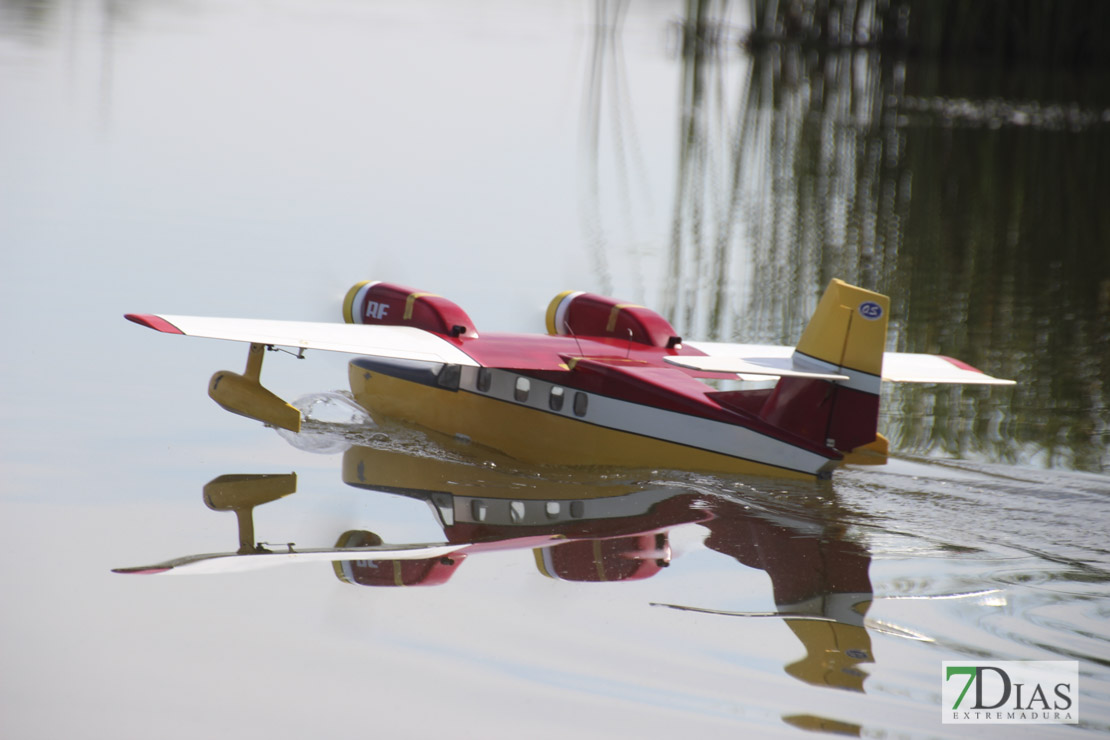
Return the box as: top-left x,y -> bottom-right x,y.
534,533 -> 671,582
332,530 -> 464,587
545,291 -> 681,348
343,281 -> 477,338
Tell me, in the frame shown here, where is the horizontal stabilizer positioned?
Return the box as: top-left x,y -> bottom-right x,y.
664,355 -> 849,381
682,342 -> 1013,385
879,353 -> 1015,385
124,314 -> 480,367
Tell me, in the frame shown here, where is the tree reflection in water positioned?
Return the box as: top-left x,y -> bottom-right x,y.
584,0 -> 1109,472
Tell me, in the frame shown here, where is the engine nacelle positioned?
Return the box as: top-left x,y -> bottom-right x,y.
343,281 -> 477,338
545,291 -> 681,348
332,530 -> 464,587
534,533 -> 671,582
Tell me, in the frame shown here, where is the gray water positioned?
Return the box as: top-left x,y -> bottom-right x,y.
1,1 -> 1108,737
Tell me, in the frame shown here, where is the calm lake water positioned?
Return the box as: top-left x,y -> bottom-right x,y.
1,1 -> 1108,737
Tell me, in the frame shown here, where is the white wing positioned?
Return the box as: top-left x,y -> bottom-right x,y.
125,313 -> 480,367
113,543 -> 469,575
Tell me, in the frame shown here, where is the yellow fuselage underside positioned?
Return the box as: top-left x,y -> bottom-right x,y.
349,364 -> 814,480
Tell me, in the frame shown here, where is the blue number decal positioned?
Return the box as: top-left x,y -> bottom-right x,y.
858,301 -> 883,321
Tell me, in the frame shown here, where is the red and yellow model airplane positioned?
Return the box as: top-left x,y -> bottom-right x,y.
125,278 -> 1012,480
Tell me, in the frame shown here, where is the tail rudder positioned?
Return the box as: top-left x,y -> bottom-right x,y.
794,279 -> 888,380
761,280 -> 889,456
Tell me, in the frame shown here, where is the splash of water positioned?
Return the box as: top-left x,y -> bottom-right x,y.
273,391 -> 376,454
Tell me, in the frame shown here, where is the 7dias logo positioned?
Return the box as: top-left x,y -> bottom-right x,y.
942,661 -> 1078,724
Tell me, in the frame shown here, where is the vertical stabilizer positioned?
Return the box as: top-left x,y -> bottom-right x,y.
760,280 -> 889,455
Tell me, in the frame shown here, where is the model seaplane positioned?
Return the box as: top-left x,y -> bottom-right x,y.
125,278 -> 1013,480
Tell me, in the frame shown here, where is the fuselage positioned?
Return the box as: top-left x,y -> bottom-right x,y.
348,331 -> 842,480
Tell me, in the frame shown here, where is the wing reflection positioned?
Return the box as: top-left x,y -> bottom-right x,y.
116,440 -> 877,694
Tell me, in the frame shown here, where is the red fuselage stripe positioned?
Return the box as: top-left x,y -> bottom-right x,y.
452,333 -> 834,456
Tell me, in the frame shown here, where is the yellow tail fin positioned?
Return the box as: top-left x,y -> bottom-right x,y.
794,279 -> 889,377
761,279 -> 889,456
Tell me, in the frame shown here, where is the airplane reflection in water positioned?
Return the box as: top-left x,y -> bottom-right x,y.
116,441 -> 884,697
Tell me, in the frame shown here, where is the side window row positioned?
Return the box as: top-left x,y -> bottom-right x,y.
551,385 -> 588,417
476,369 -> 587,417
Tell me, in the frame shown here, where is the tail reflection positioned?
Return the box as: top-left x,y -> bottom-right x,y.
701,504 -> 873,691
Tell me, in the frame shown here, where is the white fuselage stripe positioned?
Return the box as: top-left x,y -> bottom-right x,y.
458,367 -> 834,476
